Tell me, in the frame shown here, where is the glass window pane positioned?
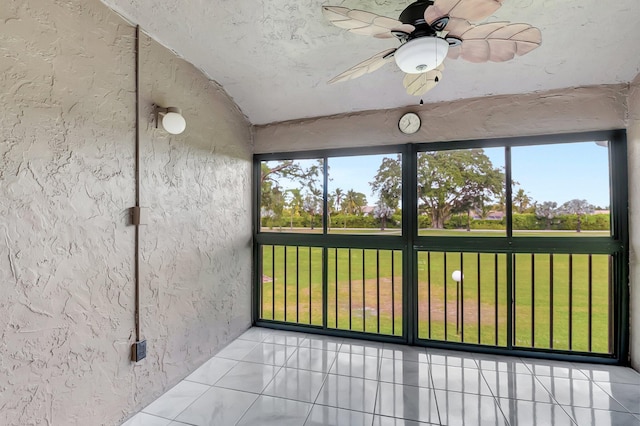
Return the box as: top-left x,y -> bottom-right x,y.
511,141 -> 610,236
327,154 -> 402,235
260,159 -> 324,233
417,148 -> 506,236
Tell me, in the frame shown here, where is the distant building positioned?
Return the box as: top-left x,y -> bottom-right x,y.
361,206 -> 375,215
470,210 -> 505,220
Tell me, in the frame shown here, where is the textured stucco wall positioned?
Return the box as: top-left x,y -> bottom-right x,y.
254,85 -> 628,153
629,74 -> 640,371
0,0 -> 252,424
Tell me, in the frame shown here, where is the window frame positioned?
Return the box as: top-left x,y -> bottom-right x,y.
252,129 -> 629,364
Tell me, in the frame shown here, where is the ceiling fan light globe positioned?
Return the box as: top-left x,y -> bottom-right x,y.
395,37 -> 449,74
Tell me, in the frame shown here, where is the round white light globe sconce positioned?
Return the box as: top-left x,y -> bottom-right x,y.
155,106 -> 186,135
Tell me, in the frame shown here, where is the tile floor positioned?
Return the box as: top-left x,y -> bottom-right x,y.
122,327 -> 640,426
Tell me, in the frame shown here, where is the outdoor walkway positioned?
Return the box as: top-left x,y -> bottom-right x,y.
122,327 -> 640,426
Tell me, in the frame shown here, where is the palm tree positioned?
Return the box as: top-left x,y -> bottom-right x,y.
333,188 -> 344,214
330,188 -> 344,230
513,188 -> 533,213
342,190 -> 367,228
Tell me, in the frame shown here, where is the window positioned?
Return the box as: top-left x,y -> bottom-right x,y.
327,154 -> 402,235
254,131 -> 627,362
260,159 -> 324,233
511,141 -> 611,236
417,148 -> 505,236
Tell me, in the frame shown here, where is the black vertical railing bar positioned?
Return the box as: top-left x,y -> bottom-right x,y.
349,248 -> 352,330
608,255 -> 614,355
477,253 -> 481,344
428,252 -> 432,339
376,250 -> 381,334
272,245 -> 275,320
322,157 -> 329,330
308,247 -> 312,324
588,254 -> 593,352
444,252 -> 448,340
362,249 -> 366,332
460,252 -> 465,342
335,249 -> 338,329
549,254 -> 554,349
569,254 -> 573,351
507,253 -> 514,350
391,251 -> 396,335
296,246 -> 300,323
531,253 -> 535,348
494,253 -> 498,346
258,245 -> 263,320
284,246 -> 288,322
322,246 -> 328,329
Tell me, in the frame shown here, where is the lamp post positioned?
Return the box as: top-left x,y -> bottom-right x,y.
452,270 -> 463,336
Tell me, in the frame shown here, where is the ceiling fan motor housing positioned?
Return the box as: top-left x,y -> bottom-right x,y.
399,0 -> 434,27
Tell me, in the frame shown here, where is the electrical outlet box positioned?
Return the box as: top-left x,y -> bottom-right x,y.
131,340 -> 147,362
130,207 -> 149,226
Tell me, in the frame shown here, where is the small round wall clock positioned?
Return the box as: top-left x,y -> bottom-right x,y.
398,112 -> 421,135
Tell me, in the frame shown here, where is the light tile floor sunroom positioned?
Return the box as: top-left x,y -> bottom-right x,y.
122,327 -> 640,426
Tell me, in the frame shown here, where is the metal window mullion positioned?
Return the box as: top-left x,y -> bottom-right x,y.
403,143 -> 417,345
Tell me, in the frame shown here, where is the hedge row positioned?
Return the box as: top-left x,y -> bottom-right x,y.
261,213 -> 611,231
261,213 -> 401,229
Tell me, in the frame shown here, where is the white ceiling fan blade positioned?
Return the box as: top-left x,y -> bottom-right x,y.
454,22 -> 542,62
328,48 -> 397,84
426,0 -> 504,24
323,6 -> 414,39
403,64 -> 445,96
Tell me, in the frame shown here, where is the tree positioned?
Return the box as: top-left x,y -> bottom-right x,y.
333,188 -> 345,213
341,190 -> 367,228
452,194 -> 487,232
370,155 -> 402,211
417,150 -> 504,229
561,199 -> 595,232
303,194 -> 321,229
342,190 -> 367,215
513,188 -> 533,213
535,201 -> 559,230
270,186 -> 285,230
328,188 -> 344,230
373,201 -> 395,230
261,207 -> 275,228
260,160 -> 322,229
286,188 -> 303,229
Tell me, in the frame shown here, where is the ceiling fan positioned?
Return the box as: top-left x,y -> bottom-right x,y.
322,0 -> 542,96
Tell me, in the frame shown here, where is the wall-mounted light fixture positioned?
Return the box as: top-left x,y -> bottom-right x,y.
155,106 -> 186,135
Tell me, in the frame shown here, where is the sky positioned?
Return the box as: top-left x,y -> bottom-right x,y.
266,141 -> 611,208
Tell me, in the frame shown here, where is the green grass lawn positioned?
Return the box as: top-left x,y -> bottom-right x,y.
259,232 -> 613,355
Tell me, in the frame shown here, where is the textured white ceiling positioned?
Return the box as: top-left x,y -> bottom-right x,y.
101,0 -> 640,125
